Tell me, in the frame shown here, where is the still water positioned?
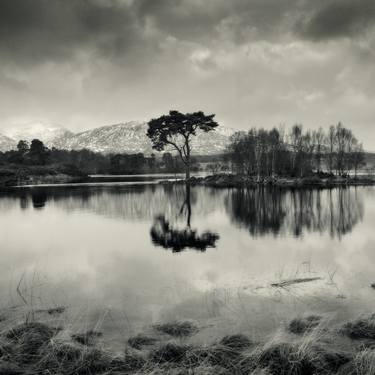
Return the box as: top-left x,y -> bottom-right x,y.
1,181 -> 375,349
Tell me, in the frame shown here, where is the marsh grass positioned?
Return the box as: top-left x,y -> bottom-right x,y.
128,334 -> 158,350
341,314 -> 375,340
351,348 -> 375,375
288,315 -> 322,335
72,330 -> 103,345
0,313 -> 375,374
153,321 -> 198,337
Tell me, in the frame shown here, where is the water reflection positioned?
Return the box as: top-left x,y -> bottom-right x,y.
0,184 -> 365,240
150,184 -> 220,252
225,187 -> 364,238
31,190 -> 48,209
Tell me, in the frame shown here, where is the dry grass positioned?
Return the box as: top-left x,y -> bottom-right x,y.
341,314 -> 375,340
219,334 -> 253,350
153,321 -> 198,337
288,315 -> 322,335
352,349 -> 375,375
128,334 -> 158,350
72,330 -> 103,346
0,313 -> 374,375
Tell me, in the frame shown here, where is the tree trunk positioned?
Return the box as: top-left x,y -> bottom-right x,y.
185,141 -> 191,181
186,162 -> 190,180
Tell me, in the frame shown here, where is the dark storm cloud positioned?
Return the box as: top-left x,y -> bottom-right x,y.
134,0 -> 300,43
0,0 -> 303,67
0,0 -> 147,65
1,0 -> 374,67
296,0 -> 375,41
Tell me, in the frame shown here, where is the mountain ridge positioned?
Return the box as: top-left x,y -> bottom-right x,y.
0,121 -> 234,155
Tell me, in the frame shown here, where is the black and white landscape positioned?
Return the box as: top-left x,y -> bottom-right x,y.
1,1 -> 375,374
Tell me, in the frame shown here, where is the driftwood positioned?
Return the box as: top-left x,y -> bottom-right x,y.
271,277 -> 322,288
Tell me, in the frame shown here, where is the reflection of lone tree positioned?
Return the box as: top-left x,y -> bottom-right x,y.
150,184 -> 219,252
147,110 -> 218,180
150,215 -> 219,252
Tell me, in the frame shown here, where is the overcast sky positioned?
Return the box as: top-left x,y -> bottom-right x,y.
1,0 -> 374,148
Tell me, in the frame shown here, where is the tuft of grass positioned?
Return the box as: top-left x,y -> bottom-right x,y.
252,341 -> 351,375
351,349 -> 375,375
182,346 -> 212,367
219,334 -> 253,350
153,321 -> 198,337
309,345 -> 352,374
0,361 -> 24,375
38,343 -> 113,375
5,322 -> 56,364
183,344 -> 253,371
150,342 -> 192,363
128,334 -> 158,350
255,342 -> 314,375
341,314 -> 375,340
6,322 -> 55,342
37,342 -> 145,374
288,315 -> 322,335
72,330 -> 103,346
206,345 -> 245,369
108,353 -> 146,372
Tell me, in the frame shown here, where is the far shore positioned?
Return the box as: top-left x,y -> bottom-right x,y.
161,172 -> 375,188
2,167 -> 375,189
0,165 -> 87,188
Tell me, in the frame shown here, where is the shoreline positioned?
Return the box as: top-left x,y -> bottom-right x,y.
160,173 -> 375,189
0,165 -> 87,188
1,171 -> 375,189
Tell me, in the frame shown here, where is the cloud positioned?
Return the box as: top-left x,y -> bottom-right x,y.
0,0 -> 303,68
295,0 -> 375,41
0,0 -> 148,66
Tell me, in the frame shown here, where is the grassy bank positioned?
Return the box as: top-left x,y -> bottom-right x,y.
2,312 -> 375,374
0,164 -> 86,187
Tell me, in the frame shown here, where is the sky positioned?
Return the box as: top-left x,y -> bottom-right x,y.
0,0 -> 374,149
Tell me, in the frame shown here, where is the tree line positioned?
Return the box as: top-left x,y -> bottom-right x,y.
0,138 -> 192,175
227,122 -> 365,179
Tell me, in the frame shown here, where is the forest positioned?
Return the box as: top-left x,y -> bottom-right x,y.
227,122 -> 366,178
0,139 -> 190,175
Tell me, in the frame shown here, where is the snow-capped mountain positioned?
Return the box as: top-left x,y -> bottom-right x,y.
0,134 -> 17,152
0,121 -> 235,155
3,123 -> 73,147
53,121 -> 150,154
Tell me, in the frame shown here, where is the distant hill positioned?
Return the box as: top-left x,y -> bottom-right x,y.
0,134 -> 16,151
1,121 -> 234,155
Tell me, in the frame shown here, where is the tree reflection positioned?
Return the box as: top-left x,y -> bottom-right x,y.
226,187 -> 364,238
31,189 -> 47,209
150,184 -> 219,252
